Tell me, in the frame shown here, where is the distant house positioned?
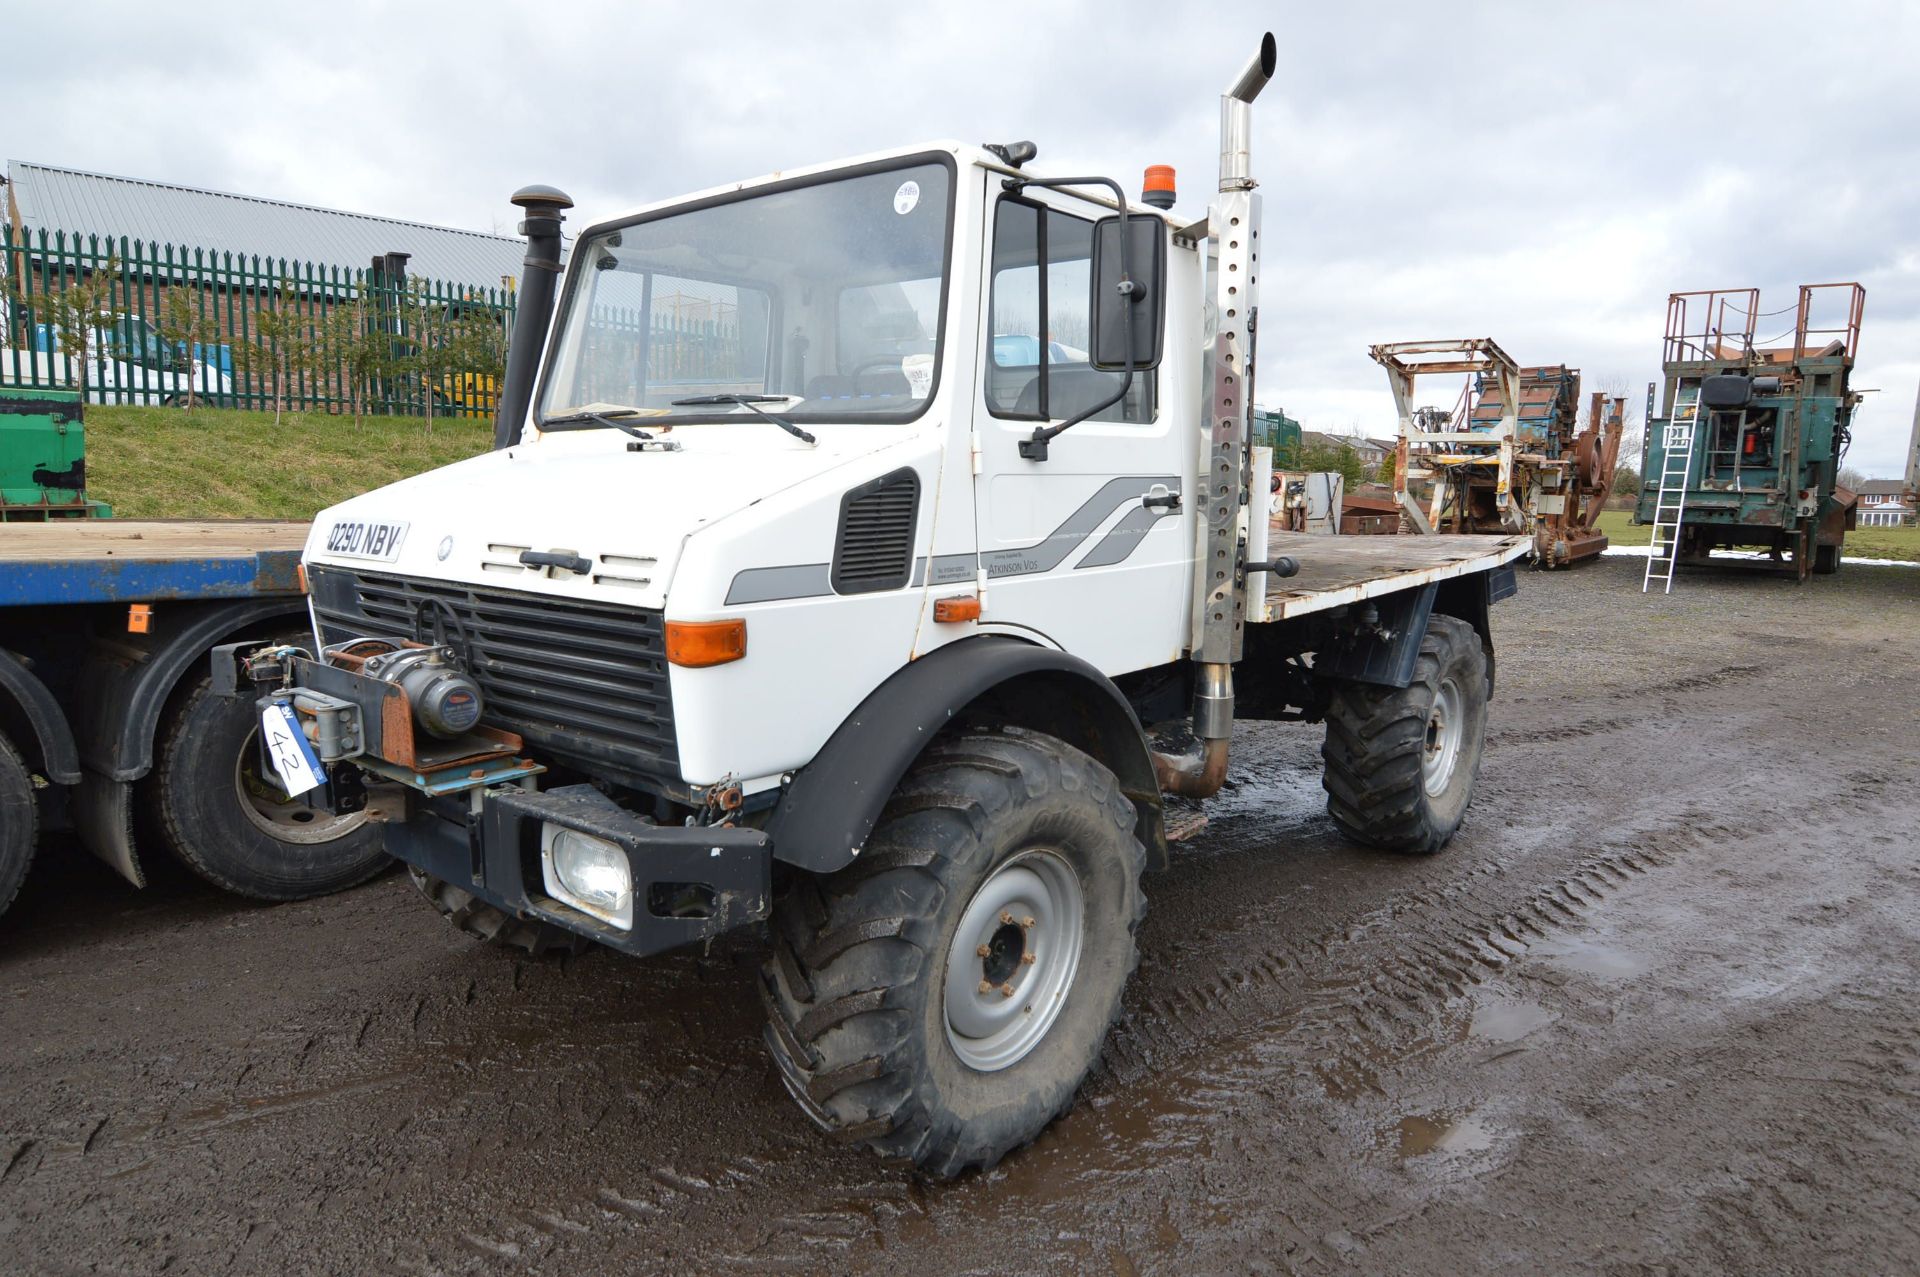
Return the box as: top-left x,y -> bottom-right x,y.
1302,431 -> 1392,467
3,160 -> 524,290
1854,479 -> 1916,527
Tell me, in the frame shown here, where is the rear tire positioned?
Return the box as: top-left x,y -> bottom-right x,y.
760,727 -> 1146,1178
0,734 -> 38,921
1814,542 -> 1841,575
1321,615 -> 1487,854
151,670 -> 387,899
407,868 -> 592,957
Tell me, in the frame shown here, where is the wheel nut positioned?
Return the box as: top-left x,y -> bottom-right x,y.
999,982 -> 1016,997
1021,916 -> 1036,929
1021,952 -> 1037,965
1000,910 -> 1015,925
976,944 -> 991,958
978,980 -> 993,995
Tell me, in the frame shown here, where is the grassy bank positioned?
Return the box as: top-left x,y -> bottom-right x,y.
1596,508 -> 1918,561
84,405 -> 491,520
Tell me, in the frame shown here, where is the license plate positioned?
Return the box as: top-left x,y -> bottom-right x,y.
323,518 -> 409,562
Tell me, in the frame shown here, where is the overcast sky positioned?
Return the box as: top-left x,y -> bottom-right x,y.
5,0 -> 1916,476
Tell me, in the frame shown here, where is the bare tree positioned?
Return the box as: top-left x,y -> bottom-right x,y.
3,257 -> 125,395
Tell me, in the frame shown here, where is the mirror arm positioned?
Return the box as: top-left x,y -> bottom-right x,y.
1002,175 -> 1138,462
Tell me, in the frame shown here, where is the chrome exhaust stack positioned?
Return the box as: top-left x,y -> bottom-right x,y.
1219,32 -> 1276,191
1168,31 -> 1277,802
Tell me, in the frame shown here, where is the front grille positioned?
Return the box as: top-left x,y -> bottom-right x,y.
309,567 -> 677,780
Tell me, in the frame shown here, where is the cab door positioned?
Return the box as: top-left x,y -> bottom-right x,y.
972,186 -> 1192,674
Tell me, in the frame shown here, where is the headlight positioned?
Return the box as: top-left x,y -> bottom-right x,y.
541,826 -> 633,930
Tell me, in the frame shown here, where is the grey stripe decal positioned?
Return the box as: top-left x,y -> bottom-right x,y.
1075,502 -> 1171,569
981,475 -> 1179,579
725,563 -> 831,604
726,475 -> 1178,602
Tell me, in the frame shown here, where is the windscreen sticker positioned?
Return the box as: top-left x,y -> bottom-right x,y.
893,180 -> 920,215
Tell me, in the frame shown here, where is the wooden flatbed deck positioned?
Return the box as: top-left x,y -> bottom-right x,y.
1260,530 -> 1529,619
0,521 -> 309,606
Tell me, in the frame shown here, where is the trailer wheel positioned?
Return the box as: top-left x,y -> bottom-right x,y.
761,727 -> 1146,1178
1813,542 -> 1841,575
151,671 -> 388,900
407,868 -> 592,957
0,734 -> 37,921
1321,615 -> 1487,854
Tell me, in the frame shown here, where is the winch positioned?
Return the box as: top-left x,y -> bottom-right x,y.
359,645 -> 484,739
217,637 -> 542,808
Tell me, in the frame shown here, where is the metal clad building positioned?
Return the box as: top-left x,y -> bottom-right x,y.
3,161 -> 523,288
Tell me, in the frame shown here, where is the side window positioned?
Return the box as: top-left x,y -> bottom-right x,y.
986,200 -> 1155,424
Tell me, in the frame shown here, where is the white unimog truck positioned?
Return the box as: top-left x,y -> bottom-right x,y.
226,35 -> 1526,1175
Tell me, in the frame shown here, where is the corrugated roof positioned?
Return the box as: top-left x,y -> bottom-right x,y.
5,161 -> 525,287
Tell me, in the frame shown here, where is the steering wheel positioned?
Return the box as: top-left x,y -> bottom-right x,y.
847,358 -> 908,397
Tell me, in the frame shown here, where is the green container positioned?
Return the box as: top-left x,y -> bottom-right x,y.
0,387 -> 111,519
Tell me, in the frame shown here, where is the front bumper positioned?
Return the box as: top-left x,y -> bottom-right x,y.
386,784 -> 771,958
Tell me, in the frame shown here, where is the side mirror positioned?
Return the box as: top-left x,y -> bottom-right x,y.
1089,214 -> 1166,372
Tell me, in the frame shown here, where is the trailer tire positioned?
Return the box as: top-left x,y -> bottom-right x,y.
407,868 -> 593,957
1321,615 -> 1486,854
0,734 -> 37,921
760,726 -> 1146,1178
1813,543 -> 1841,575
151,671 -> 388,900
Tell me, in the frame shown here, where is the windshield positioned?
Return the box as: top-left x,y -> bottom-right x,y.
538,157 -> 954,425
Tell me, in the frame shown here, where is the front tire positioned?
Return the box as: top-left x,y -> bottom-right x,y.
0,734 -> 38,921
1321,615 -> 1488,854
151,671 -> 388,899
408,868 -> 592,957
761,727 -> 1146,1178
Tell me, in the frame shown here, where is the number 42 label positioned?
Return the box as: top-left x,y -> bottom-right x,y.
261,702 -> 326,797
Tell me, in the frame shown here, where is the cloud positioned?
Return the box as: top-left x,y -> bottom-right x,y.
5,0 -> 1916,473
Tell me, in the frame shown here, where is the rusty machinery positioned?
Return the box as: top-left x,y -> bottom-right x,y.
1370,339 -> 1621,567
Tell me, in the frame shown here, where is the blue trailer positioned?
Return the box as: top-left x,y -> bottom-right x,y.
0,521 -> 388,920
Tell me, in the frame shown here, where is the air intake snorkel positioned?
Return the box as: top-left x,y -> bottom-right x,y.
493,184 -> 573,450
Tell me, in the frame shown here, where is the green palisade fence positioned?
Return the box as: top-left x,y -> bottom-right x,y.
0,226 -> 518,420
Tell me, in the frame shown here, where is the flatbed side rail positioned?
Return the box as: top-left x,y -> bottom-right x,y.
1258,532 -> 1528,621
0,521 -> 308,606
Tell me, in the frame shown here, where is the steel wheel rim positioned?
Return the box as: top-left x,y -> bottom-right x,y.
1423,676 -> 1466,797
944,848 -> 1086,1073
234,728 -> 368,845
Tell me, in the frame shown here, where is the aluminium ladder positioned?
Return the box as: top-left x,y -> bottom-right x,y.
1642,395 -> 1699,593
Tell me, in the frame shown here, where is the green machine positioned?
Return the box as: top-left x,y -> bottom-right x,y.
1636,283 -> 1861,581
0,387 -> 110,520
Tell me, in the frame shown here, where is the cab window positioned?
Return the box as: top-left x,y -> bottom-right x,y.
986,199 -> 1154,423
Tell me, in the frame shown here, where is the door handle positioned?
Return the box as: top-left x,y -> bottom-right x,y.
1141,491 -> 1180,511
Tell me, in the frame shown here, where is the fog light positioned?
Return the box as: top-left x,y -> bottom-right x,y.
541,825 -> 634,930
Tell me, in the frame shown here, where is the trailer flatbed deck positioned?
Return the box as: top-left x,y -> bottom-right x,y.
1261,530 -> 1529,619
0,520 -> 309,606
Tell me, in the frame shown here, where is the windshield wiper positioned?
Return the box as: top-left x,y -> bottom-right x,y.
670,394 -> 817,445
541,408 -> 654,441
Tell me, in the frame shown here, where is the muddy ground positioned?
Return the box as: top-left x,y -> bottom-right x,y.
2,555 -> 1917,1275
